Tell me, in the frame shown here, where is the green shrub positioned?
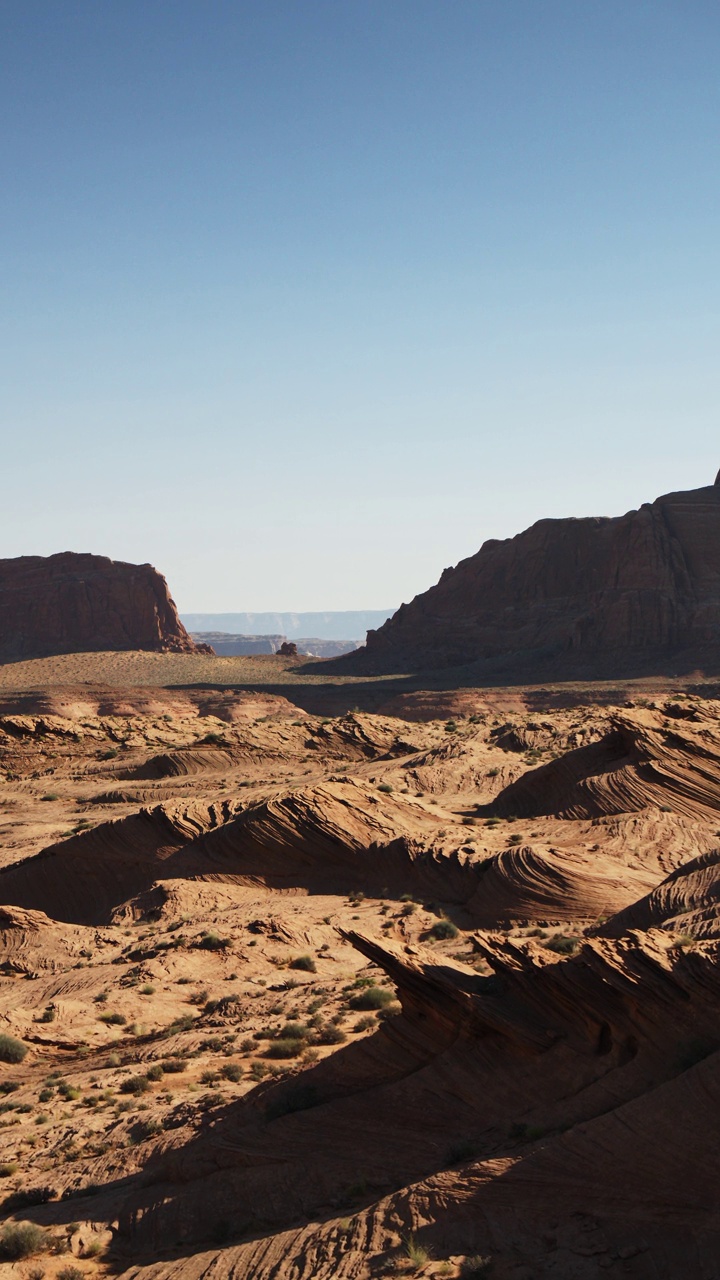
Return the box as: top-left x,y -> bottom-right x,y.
349,987 -> 394,1011
314,1024 -> 347,1045
165,1014 -> 195,1034
0,1221 -> 47,1260
98,1011 -> 126,1025
161,1057 -> 187,1073
429,919 -> 459,941
119,1075 -> 150,1095
377,783 -> 393,793
290,954 -> 316,972
195,932 -> 230,951
265,1038 -> 304,1059
405,1235 -> 431,1268
57,1267 -> 84,1280
282,1022 -> 309,1039
544,934 -> 579,955
221,1062 -> 244,1082
0,1162 -> 19,1177
139,984 -> 155,996
0,1033 -> 28,1064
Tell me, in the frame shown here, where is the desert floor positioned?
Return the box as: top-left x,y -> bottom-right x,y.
0,655 -> 719,1279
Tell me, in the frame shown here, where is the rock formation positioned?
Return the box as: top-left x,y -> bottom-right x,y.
1,687 -> 720,1275
349,477 -> 720,676
0,552 -> 209,658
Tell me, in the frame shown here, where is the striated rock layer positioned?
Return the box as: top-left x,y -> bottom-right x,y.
0,552 -> 208,658
348,478 -> 720,676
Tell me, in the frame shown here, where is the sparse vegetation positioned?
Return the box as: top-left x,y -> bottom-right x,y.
290,954 -> 317,972
544,934 -> 579,955
0,1221 -> 47,1260
349,986 -> 395,1011
195,931 -> 231,951
120,1075 -> 150,1095
265,1037 -> 304,1059
429,919 -> 459,941
405,1235 -> 431,1269
0,1033 -> 28,1064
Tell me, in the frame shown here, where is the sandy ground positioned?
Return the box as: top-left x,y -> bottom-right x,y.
0,661 -> 719,1278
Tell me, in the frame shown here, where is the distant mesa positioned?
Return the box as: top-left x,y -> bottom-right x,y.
0,552 -> 210,659
181,609 -> 396,641
344,476 -> 720,678
190,631 -> 359,658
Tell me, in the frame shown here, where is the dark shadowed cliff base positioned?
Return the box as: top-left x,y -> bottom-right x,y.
334,480 -> 720,681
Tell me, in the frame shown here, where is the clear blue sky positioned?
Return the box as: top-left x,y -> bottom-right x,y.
2,1 -> 719,611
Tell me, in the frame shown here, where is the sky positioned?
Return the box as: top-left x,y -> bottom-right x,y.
2,1 -> 720,612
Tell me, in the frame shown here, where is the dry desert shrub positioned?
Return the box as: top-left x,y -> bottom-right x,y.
0,1033 -> 28,1064
0,1221 -> 47,1260
429,920 -> 459,941
349,986 -> 394,1011
404,1235 -> 432,1269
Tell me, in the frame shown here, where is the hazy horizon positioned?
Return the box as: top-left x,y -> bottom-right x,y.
181,610 -> 396,642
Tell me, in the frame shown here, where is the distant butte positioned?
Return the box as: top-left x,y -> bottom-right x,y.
0,551 -> 210,659
343,476 -> 720,678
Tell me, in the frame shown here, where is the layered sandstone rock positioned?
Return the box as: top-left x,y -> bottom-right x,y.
0,552 -> 207,658
351,478 -> 720,676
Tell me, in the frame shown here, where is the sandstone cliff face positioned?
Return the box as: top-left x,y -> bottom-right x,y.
355,480 -> 720,675
0,552 -> 206,658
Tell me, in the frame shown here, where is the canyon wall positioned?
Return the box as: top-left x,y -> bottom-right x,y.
0,552 -> 205,658
351,480 -> 720,677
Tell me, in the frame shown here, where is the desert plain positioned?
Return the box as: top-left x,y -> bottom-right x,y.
0,651 -> 718,1279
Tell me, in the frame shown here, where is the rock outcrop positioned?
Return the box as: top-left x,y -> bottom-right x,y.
0,552 -> 209,658
349,478 -> 720,676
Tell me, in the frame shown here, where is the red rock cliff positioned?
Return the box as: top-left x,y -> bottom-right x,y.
0,553 -> 206,658
351,480 -> 720,677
